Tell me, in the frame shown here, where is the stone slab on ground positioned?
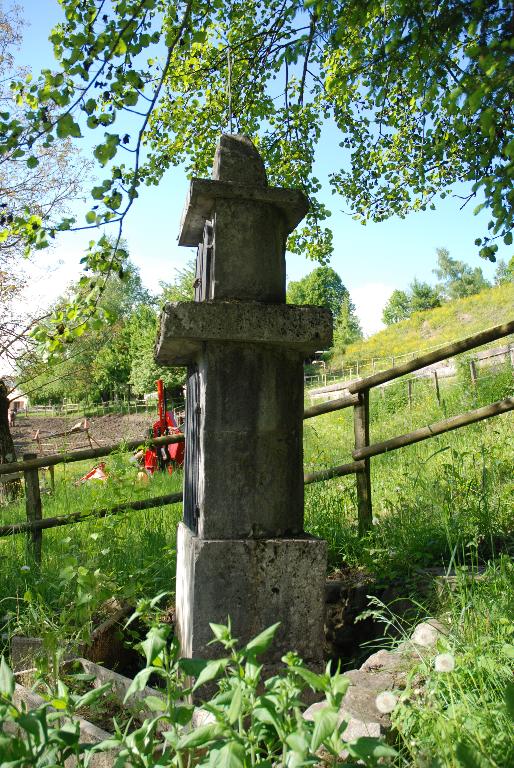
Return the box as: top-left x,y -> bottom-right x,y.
11,683 -> 115,768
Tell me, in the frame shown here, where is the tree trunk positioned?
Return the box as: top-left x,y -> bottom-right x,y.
0,380 -> 21,499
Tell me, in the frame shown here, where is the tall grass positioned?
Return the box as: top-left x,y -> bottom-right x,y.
304,363 -> 514,576
0,365 -> 512,641
392,556 -> 514,767
333,282 -> 514,366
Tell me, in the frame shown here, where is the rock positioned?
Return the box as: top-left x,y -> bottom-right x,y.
410,619 -> 446,649
341,685 -> 391,729
360,648 -> 410,678
344,668 -> 395,691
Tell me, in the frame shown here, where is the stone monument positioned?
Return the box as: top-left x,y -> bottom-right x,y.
155,134 -> 332,669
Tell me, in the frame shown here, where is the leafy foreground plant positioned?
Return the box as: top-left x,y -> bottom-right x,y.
0,619 -> 396,767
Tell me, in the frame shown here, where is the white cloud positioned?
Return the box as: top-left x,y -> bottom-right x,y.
351,282 -> 394,337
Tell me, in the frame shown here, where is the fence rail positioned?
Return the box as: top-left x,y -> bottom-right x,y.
304,319 -> 514,533
305,330 -> 514,388
0,320 -> 512,557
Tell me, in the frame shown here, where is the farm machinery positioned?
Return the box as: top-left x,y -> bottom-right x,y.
143,379 -> 185,475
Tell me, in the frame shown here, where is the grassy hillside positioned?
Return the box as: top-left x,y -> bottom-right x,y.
333,282 -> 514,368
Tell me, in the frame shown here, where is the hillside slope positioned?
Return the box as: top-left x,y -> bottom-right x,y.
334,282 -> 514,366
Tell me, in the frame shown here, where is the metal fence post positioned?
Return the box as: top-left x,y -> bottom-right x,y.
353,391 -> 372,535
23,453 -> 42,564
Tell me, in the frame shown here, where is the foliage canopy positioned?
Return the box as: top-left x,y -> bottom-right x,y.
0,0 -> 512,346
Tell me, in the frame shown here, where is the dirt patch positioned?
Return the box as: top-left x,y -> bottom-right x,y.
12,412 -> 155,458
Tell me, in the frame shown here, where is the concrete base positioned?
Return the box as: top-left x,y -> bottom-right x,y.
176,522 -> 327,668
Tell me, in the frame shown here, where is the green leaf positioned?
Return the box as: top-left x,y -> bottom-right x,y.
86,211 -> 97,224
245,623 -> 280,656
144,695 -> 166,712
505,681 -> 514,719
227,683 -> 243,724
56,113 -> 82,139
212,741 -> 245,768
168,704 -> 194,726
123,667 -> 154,703
293,666 -> 328,692
311,705 -> 339,752
347,737 -> 397,761
503,232 -> 512,246
252,698 -> 281,733
141,625 -> 169,666
26,155 -> 39,168
179,657 -> 209,677
192,658 -> 229,691
455,741 -> 490,768
74,682 -> 112,710
0,657 -> 14,697
176,723 -> 222,750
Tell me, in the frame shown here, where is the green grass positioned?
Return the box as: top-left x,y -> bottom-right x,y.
0,365 -> 512,767
392,556 -> 514,767
304,362 -> 514,577
0,455 -> 183,644
332,282 -> 514,371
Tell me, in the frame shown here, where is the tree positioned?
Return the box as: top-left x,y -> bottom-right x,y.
409,279 -> 442,313
0,2 -> 89,267
287,266 -> 349,321
1,0 -> 511,352
382,289 -> 411,326
434,247 -> 490,300
18,257 -> 152,403
160,261 -> 196,303
332,294 -> 362,350
130,262 -> 195,395
494,256 -> 514,286
382,281 -> 441,326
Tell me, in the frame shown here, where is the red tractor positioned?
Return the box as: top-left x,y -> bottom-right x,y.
144,379 -> 185,474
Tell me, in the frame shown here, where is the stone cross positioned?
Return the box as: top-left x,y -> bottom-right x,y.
155,135 -> 332,669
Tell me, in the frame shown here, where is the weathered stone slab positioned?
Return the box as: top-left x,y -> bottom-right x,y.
12,683 -> 115,767
188,343 -> 304,538
156,301 -> 332,366
176,522 -> 327,668
178,178 -> 309,247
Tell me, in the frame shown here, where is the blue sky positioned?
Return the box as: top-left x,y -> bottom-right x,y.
16,1 -> 510,334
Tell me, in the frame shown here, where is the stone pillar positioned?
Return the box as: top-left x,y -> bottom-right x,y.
156,134 -> 332,669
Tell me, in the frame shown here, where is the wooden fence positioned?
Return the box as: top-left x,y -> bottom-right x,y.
305,336 -> 514,389
304,319 -> 514,535
0,320 -> 513,558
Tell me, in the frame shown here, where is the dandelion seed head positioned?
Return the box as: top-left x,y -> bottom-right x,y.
375,691 -> 398,714
20,565 -> 30,572
434,653 -> 455,673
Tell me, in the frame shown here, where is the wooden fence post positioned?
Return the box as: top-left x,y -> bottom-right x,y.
23,452 -> 42,564
470,359 -> 478,387
433,370 -> 441,405
353,392 -> 372,535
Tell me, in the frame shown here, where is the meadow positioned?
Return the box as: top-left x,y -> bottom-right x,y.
333,282 -> 514,370
0,363 -> 512,766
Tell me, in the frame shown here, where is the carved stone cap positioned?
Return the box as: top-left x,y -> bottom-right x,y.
178,133 -> 309,246
212,134 -> 267,186
178,179 -> 309,246
155,301 -> 333,365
